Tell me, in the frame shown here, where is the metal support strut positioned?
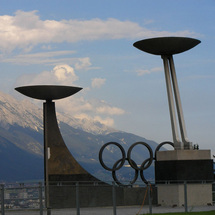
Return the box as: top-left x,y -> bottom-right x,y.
162,55 -> 192,150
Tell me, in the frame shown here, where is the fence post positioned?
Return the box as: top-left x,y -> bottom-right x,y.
148,183 -> 152,214
76,182 -> 80,215
112,182 -> 117,215
184,181 -> 188,212
39,182 -> 43,215
1,184 -> 5,215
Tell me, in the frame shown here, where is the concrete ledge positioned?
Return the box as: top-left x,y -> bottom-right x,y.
156,150 -> 211,161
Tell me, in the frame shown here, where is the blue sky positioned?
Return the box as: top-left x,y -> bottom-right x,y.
0,0 -> 214,155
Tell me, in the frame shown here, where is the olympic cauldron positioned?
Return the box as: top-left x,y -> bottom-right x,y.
99,37 -> 214,207
15,85 -> 101,209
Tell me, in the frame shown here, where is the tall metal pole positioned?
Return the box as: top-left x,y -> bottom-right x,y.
162,55 -> 182,149
44,101 -> 51,215
169,56 -> 192,149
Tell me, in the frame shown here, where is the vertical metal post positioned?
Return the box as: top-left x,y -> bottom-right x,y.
112,182 -> 117,215
76,182 -> 80,215
44,102 -> 49,211
1,184 -> 5,215
47,207 -> 51,215
44,102 -> 52,215
169,56 -> 192,149
184,181 -> 188,212
162,55 -> 182,149
148,184 -> 152,214
39,182 -> 43,215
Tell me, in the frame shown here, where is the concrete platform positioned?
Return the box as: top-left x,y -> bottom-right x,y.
4,205 -> 215,215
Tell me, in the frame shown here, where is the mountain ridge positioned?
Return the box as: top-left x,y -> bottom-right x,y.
0,91 -> 158,183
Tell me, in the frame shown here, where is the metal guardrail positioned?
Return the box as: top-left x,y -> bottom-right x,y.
0,182 -> 44,215
0,180 -> 214,215
1,181 -> 150,215
212,181 -> 215,205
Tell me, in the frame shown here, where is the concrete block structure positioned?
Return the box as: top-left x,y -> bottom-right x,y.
155,150 -> 214,206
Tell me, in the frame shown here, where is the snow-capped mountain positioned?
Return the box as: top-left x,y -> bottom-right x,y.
0,91 -> 117,135
0,92 -> 43,131
57,111 -> 118,135
0,91 -> 158,182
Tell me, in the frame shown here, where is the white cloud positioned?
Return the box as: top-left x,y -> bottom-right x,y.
136,69 -> 151,76
41,45 -> 53,50
74,114 -> 114,127
91,78 -> 106,88
151,67 -> 163,72
15,64 -> 78,86
136,67 -> 163,76
0,51 -> 94,71
94,116 -> 114,127
143,19 -> 154,25
53,64 -> 78,82
55,96 -> 94,116
0,10 -> 198,52
56,96 -> 125,118
55,96 -> 125,127
1,50 -> 77,65
75,58 -> 92,70
96,106 -> 125,115
14,64 -> 125,127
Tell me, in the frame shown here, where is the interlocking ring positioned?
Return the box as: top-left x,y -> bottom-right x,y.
154,141 -> 174,160
127,142 -> 153,170
140,158 -> 152,184
112,158 -> 138,186
99,140 -> 174,185
99,141 -> 154,185
99,142 -> 126,171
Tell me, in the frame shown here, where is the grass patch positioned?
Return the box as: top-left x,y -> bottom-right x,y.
143,211 -> 215,215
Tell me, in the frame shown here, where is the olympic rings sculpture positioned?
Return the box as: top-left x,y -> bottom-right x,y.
99,141 -> 174,186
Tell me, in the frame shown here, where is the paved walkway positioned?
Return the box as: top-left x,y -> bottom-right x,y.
4,205 -> 215,215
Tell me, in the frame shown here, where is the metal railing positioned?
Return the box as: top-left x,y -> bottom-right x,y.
0,180 -> 214,215
213,181 -> 215,205
0,182 -> 44,215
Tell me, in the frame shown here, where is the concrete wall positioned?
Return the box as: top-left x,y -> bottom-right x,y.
157,183 -> 212,207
